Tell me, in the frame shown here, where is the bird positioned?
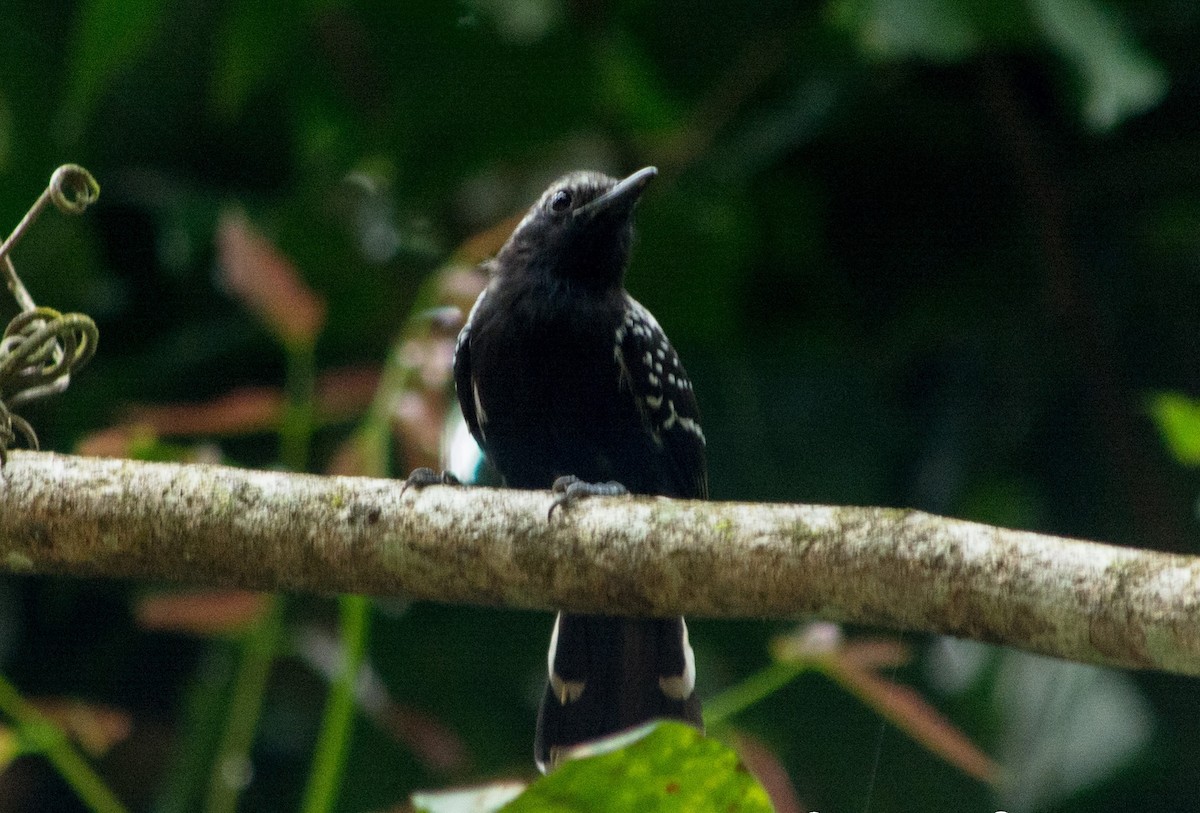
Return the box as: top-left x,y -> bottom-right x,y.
450,166 -> 707,772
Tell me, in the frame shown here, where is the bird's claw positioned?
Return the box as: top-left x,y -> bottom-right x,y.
401,467 -> 461,496
547,475 -> 628,519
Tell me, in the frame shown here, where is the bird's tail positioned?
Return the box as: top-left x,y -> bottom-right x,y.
534,613 -> 702,772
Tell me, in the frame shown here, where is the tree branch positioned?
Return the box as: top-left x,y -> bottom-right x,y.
2,451 -> 1197,676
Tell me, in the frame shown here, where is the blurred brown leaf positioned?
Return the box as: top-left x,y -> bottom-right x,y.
135,590 -> 268,636
822,648 -> 999,784
90,367 -> 379,443
383,704 -> 472,776
326,434 -> 376,477
75,425 -> 155,458
28,698 -> 133,758
315,366 -> 381,419
398,336 -> 457,392
391,391 -> 446,472
437,264 -> 489,316
129,387 -> 283,436
216,208 -> 327,347
451,214 -> 521,266
74,425 -> 224,464
732,732 -> 805,813
769,624 -> 997,785
839,638 -> 911,672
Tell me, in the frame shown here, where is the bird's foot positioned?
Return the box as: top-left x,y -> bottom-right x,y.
401,467 -> 462,496
547,475 -> 628,519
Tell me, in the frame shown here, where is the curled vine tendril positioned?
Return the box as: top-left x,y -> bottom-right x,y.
0,165 -> 101,464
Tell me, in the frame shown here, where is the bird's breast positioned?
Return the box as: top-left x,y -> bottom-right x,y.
466,290 -> 647,489
472,309 -> 621,422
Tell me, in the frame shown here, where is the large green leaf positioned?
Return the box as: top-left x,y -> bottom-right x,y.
411,723 -> 773,813
502,722 -> 773,813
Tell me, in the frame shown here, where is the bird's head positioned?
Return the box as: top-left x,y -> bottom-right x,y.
496,167 -> 657,291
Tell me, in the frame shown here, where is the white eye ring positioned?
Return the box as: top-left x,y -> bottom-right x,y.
549,189 -> 572,212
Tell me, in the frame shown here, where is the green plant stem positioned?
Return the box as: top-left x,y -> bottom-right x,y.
204,596 -> 284,813
292,333 -> 373,813
354,270 -> 449,479
0,673 -> 128,813
300,594 -> 371,813
155,648 -> 240,813
703,659 -> 809,729
280,340 -> 317,472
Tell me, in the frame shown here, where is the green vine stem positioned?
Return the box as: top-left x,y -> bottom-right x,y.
300,594 -> 371,813
280,339 -> 317,473
0,308 -> 99,406
0,165 -> 112,805
203,597 -> 284,813
0,165 -> 101,461
0,673 -> 129,813
204,328 -> 321,811
702,660 -> 809,730
0,164 -> 100,312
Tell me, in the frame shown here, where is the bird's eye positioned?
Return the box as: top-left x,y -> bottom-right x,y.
549,189 -> 572,212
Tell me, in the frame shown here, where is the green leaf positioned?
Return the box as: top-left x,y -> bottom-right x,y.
211,0 -> 304,119
830,0 -> 1166,130
499,722 -> 773,813
1029,0 -> 1167,131
830,0 -> 980,61
596,32 -> 686,142
1146,392 -> 1200,467
65,0 -> 169,120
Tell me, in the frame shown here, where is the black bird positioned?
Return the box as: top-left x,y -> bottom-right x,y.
452,166 -> 706,771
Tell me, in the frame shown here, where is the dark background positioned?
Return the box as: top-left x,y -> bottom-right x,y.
2,0 -> 1200,810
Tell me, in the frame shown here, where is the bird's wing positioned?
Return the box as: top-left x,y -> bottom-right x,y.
615,295 -> 709,500
453,282 -> 488,451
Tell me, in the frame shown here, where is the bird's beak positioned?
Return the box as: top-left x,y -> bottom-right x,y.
573,166 -> 657,223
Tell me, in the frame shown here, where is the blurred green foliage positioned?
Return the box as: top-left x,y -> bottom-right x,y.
1148,392 -> 1200,467
3,0 -> 1200,811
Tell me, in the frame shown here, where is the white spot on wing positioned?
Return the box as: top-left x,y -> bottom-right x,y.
472,379 -> 488,433
658,620 -> 696,700
618,293 -> 705,446
547,614 -> 585,704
